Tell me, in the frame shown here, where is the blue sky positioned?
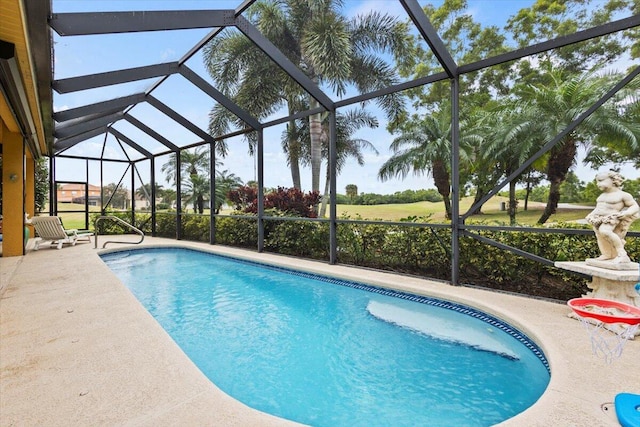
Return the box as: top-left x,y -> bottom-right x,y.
51,0 -> 638,194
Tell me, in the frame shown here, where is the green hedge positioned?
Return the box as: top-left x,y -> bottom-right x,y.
264,219 -> 329,259
155,212 -> 177,238
93,211 -> 640,301
182,214 -> 210,242
90,211 -> 151,235
214,216 -> 258,248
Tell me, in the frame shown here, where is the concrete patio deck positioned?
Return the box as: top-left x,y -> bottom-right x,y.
1,236 -> 638,426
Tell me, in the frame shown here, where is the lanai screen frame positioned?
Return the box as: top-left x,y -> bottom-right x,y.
39,0 -> 640,285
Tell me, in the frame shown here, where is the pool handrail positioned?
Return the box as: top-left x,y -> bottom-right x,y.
94,215 -> 145,249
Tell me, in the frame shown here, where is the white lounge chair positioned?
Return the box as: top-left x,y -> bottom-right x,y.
30,216 -> 93,250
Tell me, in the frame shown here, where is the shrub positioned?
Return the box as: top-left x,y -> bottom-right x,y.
155,212 -> 177,238
228,186 -> 321,217
265,219 -> 329,259
214,216 -> 258,248
91,211 -> 150,235
182,214 -> 210,242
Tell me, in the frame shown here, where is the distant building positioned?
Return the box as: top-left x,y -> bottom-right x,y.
134,193 -> 162,209
57,184 -> 102,205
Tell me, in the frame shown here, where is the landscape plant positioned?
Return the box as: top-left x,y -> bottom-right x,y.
204,0 -> 411,199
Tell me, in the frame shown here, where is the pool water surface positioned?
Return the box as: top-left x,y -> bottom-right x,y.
101,247 -> 550,427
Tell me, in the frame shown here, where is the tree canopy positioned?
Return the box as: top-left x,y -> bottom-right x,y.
199,0 -> 638,223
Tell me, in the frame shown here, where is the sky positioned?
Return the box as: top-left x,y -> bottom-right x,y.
50,0 -> 639,195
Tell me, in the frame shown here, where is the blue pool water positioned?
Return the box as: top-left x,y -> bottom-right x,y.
101,248 -> 550,427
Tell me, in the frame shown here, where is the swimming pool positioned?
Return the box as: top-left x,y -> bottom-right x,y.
101,247 -> 550,427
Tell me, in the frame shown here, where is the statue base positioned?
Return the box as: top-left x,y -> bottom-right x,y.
585,258 -> 638,271
555,261 -> 640,307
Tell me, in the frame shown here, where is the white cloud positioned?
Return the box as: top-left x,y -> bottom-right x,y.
160,48 -> 177,61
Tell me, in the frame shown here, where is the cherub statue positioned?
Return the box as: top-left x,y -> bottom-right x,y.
585,170 -> 639,264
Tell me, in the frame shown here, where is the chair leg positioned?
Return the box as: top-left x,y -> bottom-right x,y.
34,239 -> 41,250
57,241 -> 63,249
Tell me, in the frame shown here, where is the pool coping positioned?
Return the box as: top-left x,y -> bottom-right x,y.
2,236 -> 638,426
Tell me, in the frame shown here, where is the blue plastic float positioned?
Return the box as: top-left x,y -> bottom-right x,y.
616,393 -> 640,427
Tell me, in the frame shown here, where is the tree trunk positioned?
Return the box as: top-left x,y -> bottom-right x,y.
197,195 -> 204,214
466,189 -> 485,216
309,99 -> 323,194
538,139 -> 577,224
509,179 -> 517,226
463,174 -> 500,217
318,164 -> 330,218
287,118 -> 302,190
432,159 -> 451,220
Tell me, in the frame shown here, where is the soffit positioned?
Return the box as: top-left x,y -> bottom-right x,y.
0,0 -> 47,156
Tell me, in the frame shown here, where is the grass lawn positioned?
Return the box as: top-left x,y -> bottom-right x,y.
44,204 -> 103,230
336,196 -> 598,227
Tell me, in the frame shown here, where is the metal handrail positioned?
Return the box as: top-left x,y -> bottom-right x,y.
94,215 -> 145,249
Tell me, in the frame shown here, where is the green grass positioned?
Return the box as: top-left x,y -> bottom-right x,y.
337,197 -> 640,231
46,203 -> 102,230
336,196 -> 602,227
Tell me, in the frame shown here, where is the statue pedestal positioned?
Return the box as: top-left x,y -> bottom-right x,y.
555,261 -> 640,339
585,258 -> 638,271
555,261 -> 640,307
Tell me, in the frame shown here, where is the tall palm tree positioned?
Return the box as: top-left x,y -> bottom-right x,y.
162,147 -> 212,214
514,67 -> 640,224
378,108 -> 476,220
182,174 -> 209,214
161,146 -> 210,187
292,107 -> 379,217
203,0 -> 410,196
480,105 -> 545,225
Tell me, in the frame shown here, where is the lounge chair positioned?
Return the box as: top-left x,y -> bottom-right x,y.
30,216 -> 93,250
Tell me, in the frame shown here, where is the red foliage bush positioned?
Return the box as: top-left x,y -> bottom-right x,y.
227,186 -> 321,218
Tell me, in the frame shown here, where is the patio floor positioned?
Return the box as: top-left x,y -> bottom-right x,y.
1,236 -> 638,426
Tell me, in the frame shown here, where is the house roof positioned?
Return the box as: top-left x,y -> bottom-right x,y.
57,183 -> 101,191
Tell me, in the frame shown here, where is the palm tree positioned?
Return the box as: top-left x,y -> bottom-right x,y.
480,105 -> 545,225
292,107 -> 379,217
585,91 -> 640,170
322,109 -> 379,217
513,67 -> 640,224
135,182 -> 163,206
161,146 -> 210,187
203,0 -> 410,197
345,184 -> 358,204
182,174 -> 209,214
162,146 -> 212,214
378,108 -> 475,220
214,170 -> 243,213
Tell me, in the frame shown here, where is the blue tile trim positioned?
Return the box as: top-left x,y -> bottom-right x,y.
101,247 -> 550,373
